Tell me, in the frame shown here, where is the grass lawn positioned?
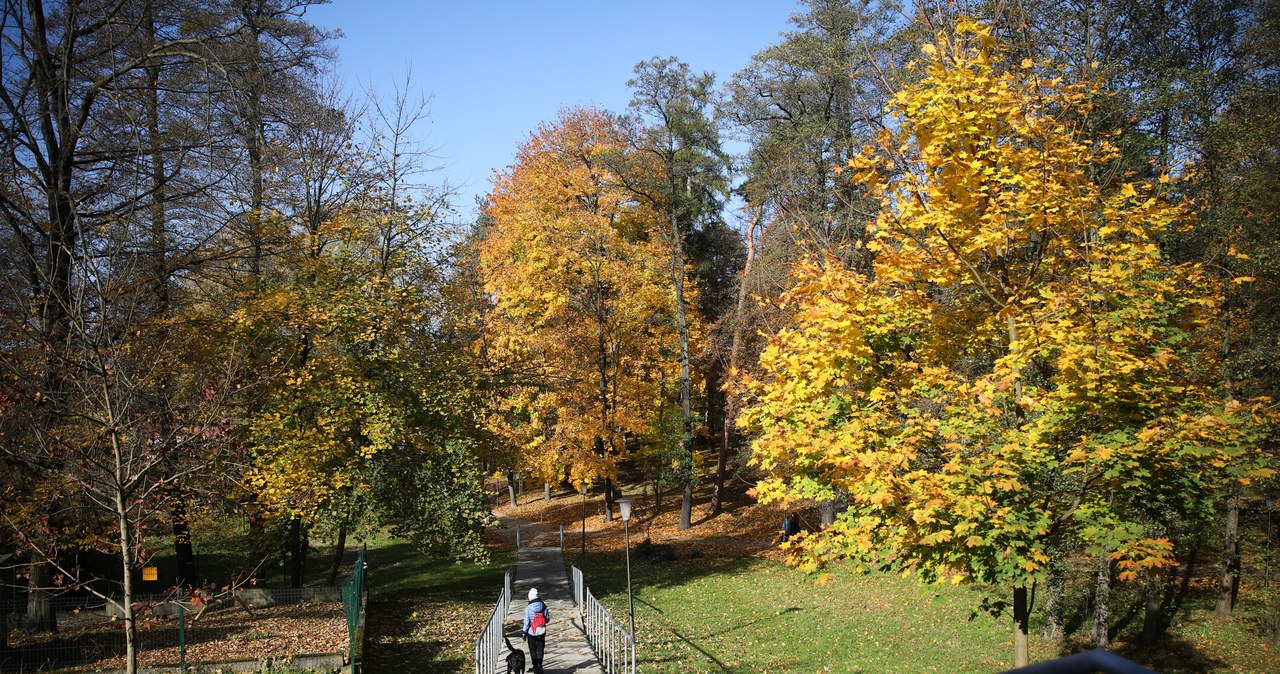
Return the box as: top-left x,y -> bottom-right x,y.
573,547 -> 1280,674
575,550 -> 1055,674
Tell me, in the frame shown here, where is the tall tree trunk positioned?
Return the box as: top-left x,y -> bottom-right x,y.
716,207 -> 761,515
670,183 -> 694,531
680,484 -> 693,530
287,516 -> 306,589
1092,554 -> 1111,647
1141,574 -> 1165,646
143,6 -> 197,592
1013,585 -> 1030,668
706,355 -> 725,516
1041,561 -> 1065,641
22,2 -> 76,639
24,562 -> 55,634
507,471 -> 518,508
602,477 -> 615,524
327,521 -> 348,587
115,464 -> 139,674
711,431 -> 728,516
544,483 -> 551,503
168,489 -> 197,590
1215,492 -> 1241,618
241,12 -> 267,284
652,481 -> 663,518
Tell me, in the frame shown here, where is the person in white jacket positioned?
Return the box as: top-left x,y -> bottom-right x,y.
522,587 -> 550,673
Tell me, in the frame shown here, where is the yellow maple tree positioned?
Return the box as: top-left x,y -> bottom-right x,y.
740,18 -> 1275,667
479,106 -> 682,503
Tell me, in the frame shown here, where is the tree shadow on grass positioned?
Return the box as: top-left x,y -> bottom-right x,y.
570,549 -> 760,599
361,540 -> 515,674
1105,635 -> 1229,674
365,540 -> 514,602
362,594 -> 470,674
670,628 -> 733,672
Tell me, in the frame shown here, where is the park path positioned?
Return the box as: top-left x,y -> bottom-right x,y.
500,545 -> 605,674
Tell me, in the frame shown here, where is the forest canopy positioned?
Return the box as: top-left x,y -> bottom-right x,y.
1,1 -> 1277,671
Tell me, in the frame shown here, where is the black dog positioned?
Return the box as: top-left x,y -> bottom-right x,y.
504,636 -> 526,674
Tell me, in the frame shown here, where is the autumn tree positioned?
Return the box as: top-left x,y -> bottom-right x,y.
479,106 -> 679,520
238,67 -> 480,573
739,19 -> 1275,667
719,0 -> 903,522
624,56 -> 730,527
0,0 -> 259,662
0,2 -> 345,667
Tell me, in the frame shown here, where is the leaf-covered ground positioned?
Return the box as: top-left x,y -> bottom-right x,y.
4,602 -> 346,671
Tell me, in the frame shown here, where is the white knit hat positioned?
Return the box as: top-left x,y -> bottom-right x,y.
528,587 -> 538,600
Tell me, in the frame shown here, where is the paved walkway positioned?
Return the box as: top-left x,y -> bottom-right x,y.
500,546 -> 605,674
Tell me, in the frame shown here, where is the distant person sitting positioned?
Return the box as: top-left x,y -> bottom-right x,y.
781,512 -> 801,542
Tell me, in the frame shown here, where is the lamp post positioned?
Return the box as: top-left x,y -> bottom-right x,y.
581,483 -> 588,554
616,496 -> 636,643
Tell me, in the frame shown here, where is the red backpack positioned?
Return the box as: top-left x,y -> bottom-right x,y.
529,604 -> 547,636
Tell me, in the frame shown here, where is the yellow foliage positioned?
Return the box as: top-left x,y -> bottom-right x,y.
737,17 -> 1275,589
477,106 -> 691,486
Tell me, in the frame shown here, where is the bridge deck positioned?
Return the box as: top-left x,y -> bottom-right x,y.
501,546 -> 606,674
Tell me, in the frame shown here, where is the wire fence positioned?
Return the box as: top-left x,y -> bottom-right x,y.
472,566 -> 515,674
1,560 -> 363,673
341,544 -> 368,672
570,565 -> 635,674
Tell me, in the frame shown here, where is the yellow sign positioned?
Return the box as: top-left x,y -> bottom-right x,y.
142,567 -> 158,581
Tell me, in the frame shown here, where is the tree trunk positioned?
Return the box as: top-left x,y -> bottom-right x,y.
1215,493 -> 1240,618
1141,574 -> 1165,646
707,357 -> 726,516
115,483 -> 139,674
287,516 -> 306,589
544,483 -> 551,503
680,484 -> 693,530
1013,585 -> 1030,668
1092,554 -> 1111,647
1041,562 -> 1065,641
24,562 -> 56,634
819,499 -> 836,528
670,185 -> 695,532
143,10 -> 199,593
717,207 -> 761,519
327,522 -> 348,587
602,478 -> 615,523
711,430 -> 728,516
169,489 -> 197,591
507,471 -> 518,508
653,481 -> 662,518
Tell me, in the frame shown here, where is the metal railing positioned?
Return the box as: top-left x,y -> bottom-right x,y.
473,566 -> 515,674
571,565 -> 635,674
571,565 -> 584,608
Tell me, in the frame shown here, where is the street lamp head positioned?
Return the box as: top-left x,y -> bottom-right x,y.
616,497 -> 633,522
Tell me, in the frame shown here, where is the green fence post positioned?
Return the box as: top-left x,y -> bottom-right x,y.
179,602 -> 186,671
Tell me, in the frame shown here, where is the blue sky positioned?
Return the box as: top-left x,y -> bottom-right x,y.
306,1 -> 802,221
